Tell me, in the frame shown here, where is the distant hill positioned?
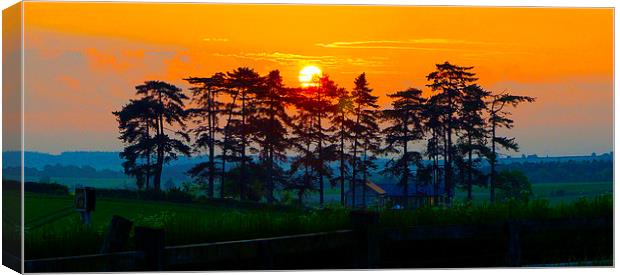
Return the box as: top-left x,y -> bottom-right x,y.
3,151 -> 613,171
2,151 -> 612,190
497,152 -> 613,164
2,151 -> 210,171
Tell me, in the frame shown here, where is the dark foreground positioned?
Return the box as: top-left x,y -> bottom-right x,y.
24,213 -> 612,272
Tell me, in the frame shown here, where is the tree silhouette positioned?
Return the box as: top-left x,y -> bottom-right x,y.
312,75 -> 339,206
113,97 -> 158,189
456,84 -> 490,201
113,62 -> 536,206
329,87 -> 354,205
287,88 -> 319,206
426,62 -> 478,203
185,73 -> 226,197
487,92 -> 535,202
226,67 -> 263,200
382,88 -> 426,207
250,70 -> 292,202
116,81 -> 191,191
349,73 -> 380,207
422,94 -> 446,203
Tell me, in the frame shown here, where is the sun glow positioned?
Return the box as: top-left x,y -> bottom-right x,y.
298,65 -> 322,87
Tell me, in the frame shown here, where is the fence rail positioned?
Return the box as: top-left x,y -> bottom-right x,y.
23,215 -> 612,272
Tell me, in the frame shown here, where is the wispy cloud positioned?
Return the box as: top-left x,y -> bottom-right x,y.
213,52 -> 387,68
202,38 -> 229,42
316,38 -> 497,51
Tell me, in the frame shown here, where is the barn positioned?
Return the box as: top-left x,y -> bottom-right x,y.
345,180 -> 446,209
344,181 -> 387,208
378,183 -> 445,209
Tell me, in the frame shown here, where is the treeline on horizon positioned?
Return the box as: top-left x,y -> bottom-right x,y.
113,61 -> 536,206
4,159 -> 611,187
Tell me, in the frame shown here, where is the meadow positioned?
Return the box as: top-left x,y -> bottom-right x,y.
24,185 -> 612,260
454,181 -> 612,205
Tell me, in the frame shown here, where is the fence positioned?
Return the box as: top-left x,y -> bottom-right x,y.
24,213 -> 612,272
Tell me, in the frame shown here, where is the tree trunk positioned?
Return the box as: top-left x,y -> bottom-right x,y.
221,95 -> 238,199
317,87 -> 324,206
350,104 -> 362,208
144,117 -> 151,190
402,118 -> 409,208
154,91 -> 164,191
208,89 -> 215,198
266,97 -> 276,203
361,146 -> 368,208
467,134 -> 473,201
490,122 -> 497,203
240,92 -> 247,201
340,114 -> 346,205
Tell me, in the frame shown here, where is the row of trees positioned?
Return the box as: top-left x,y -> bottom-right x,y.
114,62 -> 535,206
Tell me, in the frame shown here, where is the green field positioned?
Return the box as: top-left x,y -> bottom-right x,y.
37,174 -> 613,206
454,181 -> 613,205
24,192 -> 349,259
22,180 -> 613,259
29,177 -> 134,190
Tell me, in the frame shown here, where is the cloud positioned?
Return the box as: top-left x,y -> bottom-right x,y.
202,38 -> 229,42
213,52 -> 387,68
315,38 -> 497,51
84,48 -> 130,73
57,75 -> 81,90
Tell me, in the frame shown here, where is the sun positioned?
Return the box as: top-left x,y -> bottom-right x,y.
299,65 -> 322,87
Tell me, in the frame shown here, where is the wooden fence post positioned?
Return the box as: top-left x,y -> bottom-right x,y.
134,226 -> 165,271
257,239 -> 274,269
350,210 -> 380,268
100,215 -> 133,253
505,221 -> 521,267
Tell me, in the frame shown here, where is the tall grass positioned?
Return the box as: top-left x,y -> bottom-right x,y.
25,194 -> 611,259
379,194 -> 612,228
26,207 -> 351,259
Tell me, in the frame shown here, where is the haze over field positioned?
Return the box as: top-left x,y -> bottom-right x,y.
4,3 -> 612,156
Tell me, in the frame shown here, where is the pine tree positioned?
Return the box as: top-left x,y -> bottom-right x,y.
487,92 -> 535,202
226,67 -> 263,200
287,87 -> 319,206
426,62 -> 478,203
115,81 -> 191,191
456,84 -> 490,201
329,87 -> 354,205
349,73 -> 380,207
382,88 -> 426,207
185,73 -> 226,197
422,95 -> 446,203
113,97 -> 158,189
250,70 -> 292,202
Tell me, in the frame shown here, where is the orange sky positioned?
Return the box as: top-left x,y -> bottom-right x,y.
17,3 -> 613,156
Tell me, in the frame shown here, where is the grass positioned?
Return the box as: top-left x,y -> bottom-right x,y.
24,193 -> 350,259
379,194 -> 612,228
454,181 -> 612,205
29,177 -> 133,190
24,188 -> 612,260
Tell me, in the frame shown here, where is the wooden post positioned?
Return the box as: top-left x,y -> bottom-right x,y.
75,187 -> 96,225
100,215 -> 133,253
135,226 -> 165,271
257,239 -> 274,269
350,210 -> 380,268
505,221 -> 521,267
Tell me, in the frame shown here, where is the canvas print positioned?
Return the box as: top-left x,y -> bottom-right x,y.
2,2 -> 613,272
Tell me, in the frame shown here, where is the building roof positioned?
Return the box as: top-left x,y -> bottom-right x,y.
345,180 -> 445,197
366,181 -> 386,195
345,181 -> 386,196
377,182 -> 444,197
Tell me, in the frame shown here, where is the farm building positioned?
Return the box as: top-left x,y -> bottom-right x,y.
344,181 -> 387,208
379,182 -> 446,209
345,180 -> 446,209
